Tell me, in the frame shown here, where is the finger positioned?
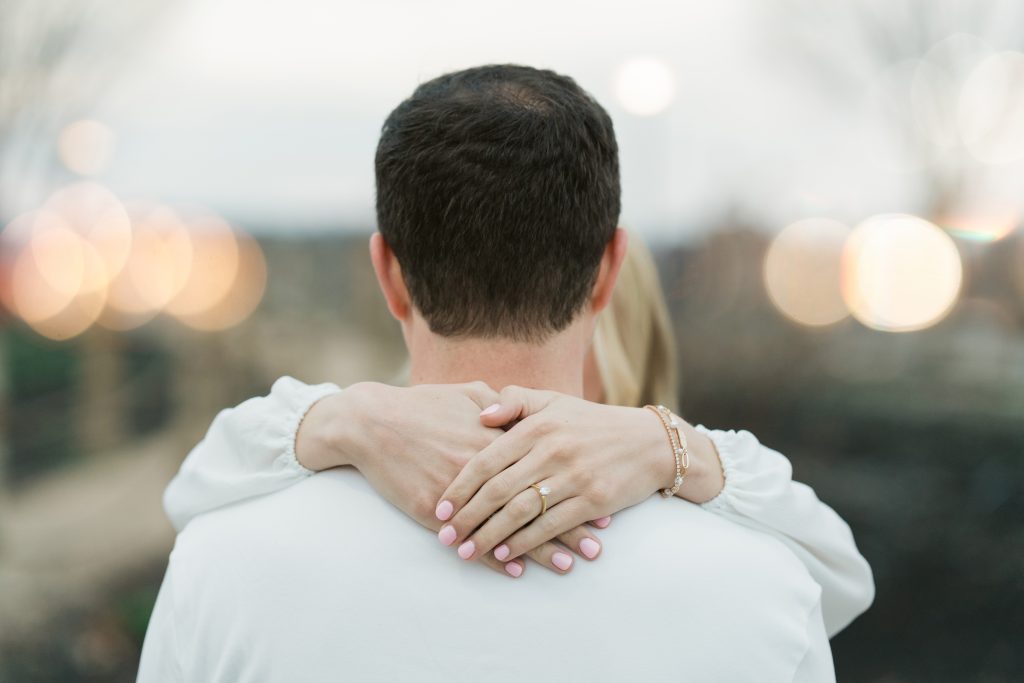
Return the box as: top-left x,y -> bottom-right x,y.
590,515 -> 612,529
478,384 -> 558,428
434,426 -> 537,522
554,525 -> 603,561
456,483 -> 553,560
480,552 -> 526,579
425,518 -> 523,578
441,460 -> 556,548
458,381 -> 500,411
525,541 -> 576,574
501,497 -> 591,562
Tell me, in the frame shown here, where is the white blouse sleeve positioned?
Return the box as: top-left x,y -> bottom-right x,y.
696,425 -> 875,638
163,376 -> 342,532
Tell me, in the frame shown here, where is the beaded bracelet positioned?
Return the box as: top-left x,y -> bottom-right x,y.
644,404 -> 690,497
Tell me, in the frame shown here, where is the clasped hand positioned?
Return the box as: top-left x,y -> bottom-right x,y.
433,386 -> 673,573
312,381 -> 680,579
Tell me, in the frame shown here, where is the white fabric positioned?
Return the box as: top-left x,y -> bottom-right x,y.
695,426 -> 875,636
164,377 -> 339,531
140,467 -> 833,682
162,376 -> 874,637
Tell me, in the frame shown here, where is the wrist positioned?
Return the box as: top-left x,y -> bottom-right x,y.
294,391 -> 348,471
295,383 -> 386,472
637,407 -> 679,496
675,423 -> 725,504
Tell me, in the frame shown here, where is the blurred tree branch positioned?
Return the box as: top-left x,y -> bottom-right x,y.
768,0 -> 1023,217
0,0 -> 169,211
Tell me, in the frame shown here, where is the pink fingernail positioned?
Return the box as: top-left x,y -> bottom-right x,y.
505,562 -> 523,578
494,544 -> 510,561
552,552 -> 573,571
593,516 -> 612,528
438,525 -> 456,546
435,500 -> 454,521
579,538 -> 601,559
458,540 -> 475,559
480,404 -> 501,416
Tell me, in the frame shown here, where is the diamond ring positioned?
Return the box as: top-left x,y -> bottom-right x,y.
529,483 -> 551,516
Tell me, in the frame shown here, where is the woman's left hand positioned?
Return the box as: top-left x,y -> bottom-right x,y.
434,386 -> 722,564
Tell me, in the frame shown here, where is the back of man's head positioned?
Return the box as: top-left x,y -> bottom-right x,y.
375,64 -> 621,342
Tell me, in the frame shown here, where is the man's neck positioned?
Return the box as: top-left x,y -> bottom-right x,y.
405,323 -> 588,397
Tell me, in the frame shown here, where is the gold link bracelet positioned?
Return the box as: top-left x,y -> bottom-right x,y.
644,404 -> 690,497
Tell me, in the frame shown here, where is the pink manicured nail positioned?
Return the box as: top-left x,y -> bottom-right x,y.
438,525 -> 457,546
593,516 -> 612,528
435,500 -> 454,521
579,538 -> 601,559
458,540 -> 475,559
480,404 -> 501,416
494,544 -> 510,561
551,552 -> 573,571
505,562 -> 523,578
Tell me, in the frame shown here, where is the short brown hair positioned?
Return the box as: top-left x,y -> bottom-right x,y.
375,64 -> 621,341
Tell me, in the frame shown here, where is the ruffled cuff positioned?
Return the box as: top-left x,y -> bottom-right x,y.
695,425 -> 744,513
269,376 -> 344,476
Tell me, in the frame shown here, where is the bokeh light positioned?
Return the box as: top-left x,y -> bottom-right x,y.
163,215 -> 240,319
43,182 -> 133,278
841,214 -> 963,332
912,34 -> 992,150
57,119 -> 116,176
612,57 -> 675,116
937,167 -> 1022,242
764,218 -> 850,327
11,232 -> 109,341
958,51 -> 1024,165
171,229 -> 266,331
1,187 -> 265,339
101,206 -> 194,330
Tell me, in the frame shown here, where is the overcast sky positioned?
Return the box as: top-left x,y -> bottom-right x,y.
12,0 -> 1024,242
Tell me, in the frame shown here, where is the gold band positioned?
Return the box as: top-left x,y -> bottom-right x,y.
529,483 -> 550,516
645,404 -> 689,498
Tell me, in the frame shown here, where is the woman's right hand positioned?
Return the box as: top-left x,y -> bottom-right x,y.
295,381 -> 606,578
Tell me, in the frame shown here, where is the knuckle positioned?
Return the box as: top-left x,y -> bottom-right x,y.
534,513 -> 559,536
488,475 -> 514,500
411,494 -> 435,521
451,450 -> 473,468
588,483 -> 613,509
508,496 -> 535,520
574,465 -> 594,488
528,416 -> 554,437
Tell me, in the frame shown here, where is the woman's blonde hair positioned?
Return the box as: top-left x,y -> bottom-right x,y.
593,234 -> 679,412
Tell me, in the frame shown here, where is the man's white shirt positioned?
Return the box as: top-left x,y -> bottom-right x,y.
140,465 -> 835,682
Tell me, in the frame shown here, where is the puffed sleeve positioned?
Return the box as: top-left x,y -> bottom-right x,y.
163,376 -> 342,532
696,426 -> 875,638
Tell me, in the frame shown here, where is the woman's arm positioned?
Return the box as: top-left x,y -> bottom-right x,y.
164,376 -> 340,532
695,426 -> 875,637
438,387 -> 875,637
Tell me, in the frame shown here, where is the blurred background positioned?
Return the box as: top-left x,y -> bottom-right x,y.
1,0 -> 1023,680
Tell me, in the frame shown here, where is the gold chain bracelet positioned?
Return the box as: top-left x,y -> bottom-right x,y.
644,404 -> 690,497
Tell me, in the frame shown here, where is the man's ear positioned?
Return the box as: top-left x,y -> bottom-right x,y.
369,232 -> 413,322
590,227 -> 629,314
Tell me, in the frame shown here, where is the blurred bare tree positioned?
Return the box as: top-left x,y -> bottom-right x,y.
0,0 -> 169,209
0,0 -> 168,492
771,0 -> 1024,217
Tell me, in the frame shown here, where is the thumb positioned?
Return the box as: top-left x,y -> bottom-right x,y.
456,380 -> 500,411
479,385 -> 559,428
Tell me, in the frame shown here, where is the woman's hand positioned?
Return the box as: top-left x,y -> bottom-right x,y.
296,381 -> 606,577
434,386 -> 724,564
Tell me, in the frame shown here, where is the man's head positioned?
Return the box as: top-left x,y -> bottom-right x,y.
371,64 -> 624,343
